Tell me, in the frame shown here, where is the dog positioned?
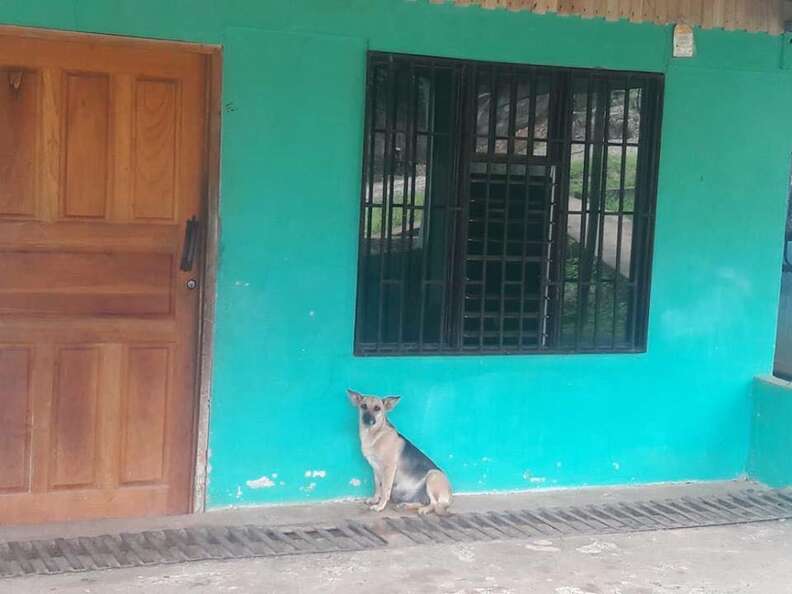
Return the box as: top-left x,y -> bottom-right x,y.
347,389 -> 452,515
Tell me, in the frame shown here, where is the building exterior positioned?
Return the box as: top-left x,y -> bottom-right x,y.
1,0 -> 792,524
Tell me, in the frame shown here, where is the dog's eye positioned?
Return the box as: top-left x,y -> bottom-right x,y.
374,405 -> 381,412
360,404 -> 367,410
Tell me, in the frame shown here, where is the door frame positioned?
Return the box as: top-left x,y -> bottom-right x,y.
0,24 -> 222,515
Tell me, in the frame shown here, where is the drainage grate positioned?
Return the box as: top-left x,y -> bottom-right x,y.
381,488 -> 792,545
2,489 -> 791,578
0,521 -> 385,578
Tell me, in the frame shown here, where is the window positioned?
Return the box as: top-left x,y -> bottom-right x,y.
354,52 -> 663,356
774,180 -> 792,379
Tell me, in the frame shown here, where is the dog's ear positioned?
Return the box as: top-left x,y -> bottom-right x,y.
382,396 -> 400,411
347,389 -> 363,407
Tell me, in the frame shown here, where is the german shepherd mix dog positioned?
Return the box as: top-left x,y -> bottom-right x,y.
347,389 -> 452,515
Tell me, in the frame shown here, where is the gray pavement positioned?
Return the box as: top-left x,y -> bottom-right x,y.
6,522 -> 792,594
2,481 -> 790,594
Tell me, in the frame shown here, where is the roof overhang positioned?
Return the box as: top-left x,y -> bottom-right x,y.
441,1 -> 786,35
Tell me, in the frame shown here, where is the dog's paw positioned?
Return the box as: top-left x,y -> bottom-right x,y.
365,497 -> 380,505
369,502 -> 387,512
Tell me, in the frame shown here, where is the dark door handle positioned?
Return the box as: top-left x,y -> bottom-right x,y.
180,216 -> 200,272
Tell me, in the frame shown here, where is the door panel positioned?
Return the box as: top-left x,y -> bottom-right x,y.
0,31 -> 208,524
62,72 -> 111,219
0,251 -> 173,317
0,67 -> 37,218
133,79 -> 179,220
0,347 -> 32,493
121,345 -> 171,485
50,346 -> 101,489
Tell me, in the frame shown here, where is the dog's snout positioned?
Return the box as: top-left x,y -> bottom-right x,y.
362,412 -> 375,426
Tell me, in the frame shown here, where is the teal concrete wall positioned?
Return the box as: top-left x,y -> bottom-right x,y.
2,1 -> 790,508
749,376 -> 792,487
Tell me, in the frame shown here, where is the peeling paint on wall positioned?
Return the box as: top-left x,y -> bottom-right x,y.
300,482 -> 317,493
246,475 -> 275,489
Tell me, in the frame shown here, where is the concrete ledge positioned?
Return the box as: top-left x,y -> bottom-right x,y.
0,480 -> 753,543
755,374 -> 792,389
749,375 -> 792,488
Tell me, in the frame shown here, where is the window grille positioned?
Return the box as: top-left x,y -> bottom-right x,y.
355,52 -> 663,356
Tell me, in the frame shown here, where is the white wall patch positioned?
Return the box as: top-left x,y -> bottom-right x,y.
246,475 -> 275,489
673,23 -> 695,58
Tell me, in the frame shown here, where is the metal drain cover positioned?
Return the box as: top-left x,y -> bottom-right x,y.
2,488 -> 791,578
380,489 -> 792,545
0,521 -> 385,578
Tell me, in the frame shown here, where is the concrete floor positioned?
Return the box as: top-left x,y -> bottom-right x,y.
6,522 -> 792,594
3,482 -> 791,594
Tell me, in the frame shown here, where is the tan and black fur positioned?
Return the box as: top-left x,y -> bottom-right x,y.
347,389 -> 452,515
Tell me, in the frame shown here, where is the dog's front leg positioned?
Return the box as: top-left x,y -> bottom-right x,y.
365,471 -> 382,505
370,464 -> 396,512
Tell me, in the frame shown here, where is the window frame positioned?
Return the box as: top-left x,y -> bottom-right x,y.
354,51 -> 664,357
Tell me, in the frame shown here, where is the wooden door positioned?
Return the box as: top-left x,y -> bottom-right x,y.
0,31 -> 209,524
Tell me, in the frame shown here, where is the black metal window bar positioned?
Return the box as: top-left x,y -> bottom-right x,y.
355,52 -> 663,356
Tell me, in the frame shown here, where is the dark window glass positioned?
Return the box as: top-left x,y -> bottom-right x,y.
355,52 -> 663,356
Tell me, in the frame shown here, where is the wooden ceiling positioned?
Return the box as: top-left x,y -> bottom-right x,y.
450,1 -> 785,35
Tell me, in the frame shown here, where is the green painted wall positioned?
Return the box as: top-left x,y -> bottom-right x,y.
2,1 -> 790,507
749,376 -> 792,487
